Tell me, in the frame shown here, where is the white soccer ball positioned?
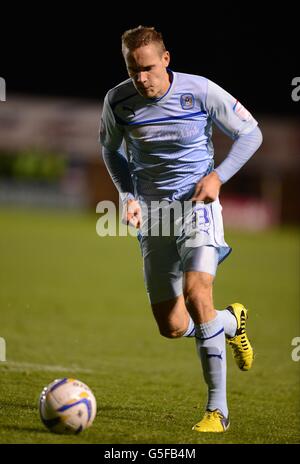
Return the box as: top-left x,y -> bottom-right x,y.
39,378 -> 97,434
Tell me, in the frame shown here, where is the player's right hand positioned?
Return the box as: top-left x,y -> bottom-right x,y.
122,199 -> 142,228
191,171 -> 222,204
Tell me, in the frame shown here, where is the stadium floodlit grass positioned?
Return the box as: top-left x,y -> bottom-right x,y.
0,207 -> 299,444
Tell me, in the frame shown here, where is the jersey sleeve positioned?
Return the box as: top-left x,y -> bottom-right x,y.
99,93 -> 124,150
205,80 -> 258,139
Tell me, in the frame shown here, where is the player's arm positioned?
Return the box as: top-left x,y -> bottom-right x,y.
102,147 -> 141,228
99,94 -> 141,228
192,81 -> 263,203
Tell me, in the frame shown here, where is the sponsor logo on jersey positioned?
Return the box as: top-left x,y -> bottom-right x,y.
180,93 -> 195,110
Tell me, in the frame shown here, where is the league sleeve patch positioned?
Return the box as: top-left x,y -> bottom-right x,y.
233,100 -> 252,122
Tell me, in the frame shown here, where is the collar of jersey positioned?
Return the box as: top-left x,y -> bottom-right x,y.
146,69 -> 176,105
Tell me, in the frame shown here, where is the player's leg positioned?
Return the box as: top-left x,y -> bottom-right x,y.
149,273 -> 234,432
138,202 -> 246,345
140,234 -> 195,338
151,294 -> 195,338
142,233 -> 251,361
184,198 -> 254,371
150,286 -> 254,367
183,269 -> 229,432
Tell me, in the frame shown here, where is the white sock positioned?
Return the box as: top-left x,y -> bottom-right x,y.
195,315 -> 228,418
216,309 -> 237,338
182,310 -> 237,338
182,316 -> 195,337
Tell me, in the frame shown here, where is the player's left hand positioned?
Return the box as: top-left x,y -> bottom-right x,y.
191,171 -> 222,203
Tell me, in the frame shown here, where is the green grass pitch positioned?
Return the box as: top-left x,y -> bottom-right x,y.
0,207 -> 299,444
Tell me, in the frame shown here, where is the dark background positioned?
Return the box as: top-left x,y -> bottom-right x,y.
1,4 -> 298,115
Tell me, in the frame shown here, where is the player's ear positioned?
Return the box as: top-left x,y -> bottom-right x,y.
162,51 -> 170,68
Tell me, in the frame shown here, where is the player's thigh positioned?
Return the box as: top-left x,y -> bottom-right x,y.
139,235 -> 183,305
181,244 -> 219,278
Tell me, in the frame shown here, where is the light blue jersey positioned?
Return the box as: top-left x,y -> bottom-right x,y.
100,71 -> 258,202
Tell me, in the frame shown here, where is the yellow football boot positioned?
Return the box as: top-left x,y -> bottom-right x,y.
192,409 -> 230,433
226,303 -> 254,371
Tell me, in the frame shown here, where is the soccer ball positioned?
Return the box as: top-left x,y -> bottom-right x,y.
39,378 -> 97,434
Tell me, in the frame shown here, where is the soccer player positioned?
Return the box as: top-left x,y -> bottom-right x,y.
99,26 -> 263,432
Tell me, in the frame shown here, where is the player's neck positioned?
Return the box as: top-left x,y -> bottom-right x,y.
155,69 -> 173,99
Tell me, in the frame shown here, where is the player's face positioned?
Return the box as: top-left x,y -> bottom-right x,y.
124,44 -> 170,99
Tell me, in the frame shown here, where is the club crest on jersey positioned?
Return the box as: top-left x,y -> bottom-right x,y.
180,93 -> 194,110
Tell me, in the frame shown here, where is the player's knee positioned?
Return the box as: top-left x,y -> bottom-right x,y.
184,281 -> 213,319
184,285 -> 211,306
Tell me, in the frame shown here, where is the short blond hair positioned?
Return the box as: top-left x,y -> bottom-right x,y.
121,25 -> 166,55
